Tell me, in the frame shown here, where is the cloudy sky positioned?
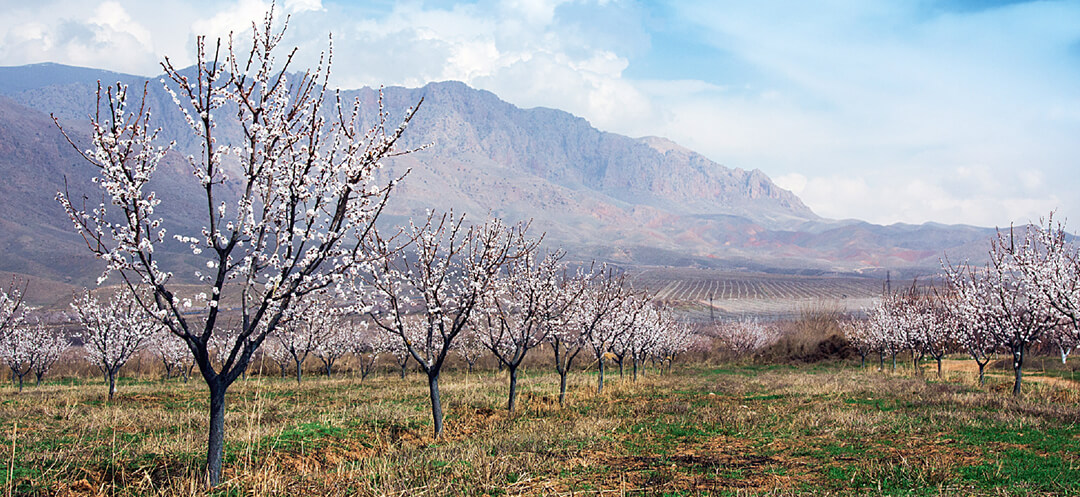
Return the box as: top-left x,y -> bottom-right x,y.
2,0 -> 1078,228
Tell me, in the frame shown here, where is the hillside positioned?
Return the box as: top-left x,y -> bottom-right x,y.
0,63 -> 995,294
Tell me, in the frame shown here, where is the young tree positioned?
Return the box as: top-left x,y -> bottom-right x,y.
312,312 -> 352,378
1047,323 -> 1077,365
545,269 -> 591,405
365,213 -> 534,437
653,317 -> 695,373
628,303 -> 665,381
938,283 -> 997,385
72,289 -> 159,399
453,326 -> 486,381
477,248 -> 561,413
260,337 -> 292,378
350,321 -> 385,382
715,317 -> 780,357
606,294 -> 650,378
32,330 -> 69,387
924,288 -> 957,378
576,266 -> 630,394
376,326 -> 412,379
53,10 -> 421,484
943,231 -> 1058,395
274,297 -> 336,384
0,323 -> 37,392
149,330 -> 190,380
839,316 -> 872,368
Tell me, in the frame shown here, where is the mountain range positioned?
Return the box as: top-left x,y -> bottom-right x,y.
0,62 -> 996,296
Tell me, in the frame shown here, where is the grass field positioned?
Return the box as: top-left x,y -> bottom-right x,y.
3,359 -> 1080,496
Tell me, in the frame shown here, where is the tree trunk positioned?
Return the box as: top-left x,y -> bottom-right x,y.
617,358 -> 624,378
107,369 -> 117,400
859,352 -> 866,368
597,358 -> 605,394
17,373 -> 24,393
878,352 -> 885,371
428,371 -> 444,438
977,361 -> 986,386
632,357 -> 638,382
558,370 -> 568,406
400,362 -> 407,379
1012,344 -> 1025,396
206,382 -> 227,486
294,360 -> 303,384
324,360 -> 333,378
936,357 -> 943,378
507,365 -> 519,414
35,371 -> 43,387
890,352 -> 896,372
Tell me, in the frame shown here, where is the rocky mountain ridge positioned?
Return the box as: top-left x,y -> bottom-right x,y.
0,63 -> 995,291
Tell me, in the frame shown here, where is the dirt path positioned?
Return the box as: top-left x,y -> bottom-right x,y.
931,359 -> 1080,389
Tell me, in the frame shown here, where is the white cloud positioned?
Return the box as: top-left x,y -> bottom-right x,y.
1,0 -> 1078,228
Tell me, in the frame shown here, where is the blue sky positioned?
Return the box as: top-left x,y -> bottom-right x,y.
1,0 -> 1079,228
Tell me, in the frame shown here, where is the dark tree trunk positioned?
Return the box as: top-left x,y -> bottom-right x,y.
294,360 -> 303,384
507,365 -> 519,414
400,362 -> 407,379
428,371 -> 444,438
977,361 -> 987,385
34,370 -> 43,387
878,352 -> 885,371
1012,344 -> 1025,396
616,357 -> 624,378
107,369 -> 117,400
558,370 -> 568,406
206,381 -> 227,486
597,358 -> 605,394
890,352 -> 896,372
859,352 -> 866,368
632,356 -> 638,382
936,357 -> 943,378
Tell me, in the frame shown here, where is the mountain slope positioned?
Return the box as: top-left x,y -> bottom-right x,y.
0,63 -> 995,287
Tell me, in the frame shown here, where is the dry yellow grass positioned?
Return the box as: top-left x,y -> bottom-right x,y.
2,358 -> 1079,496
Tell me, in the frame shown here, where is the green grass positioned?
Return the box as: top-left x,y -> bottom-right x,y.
0,360 -> 1077,495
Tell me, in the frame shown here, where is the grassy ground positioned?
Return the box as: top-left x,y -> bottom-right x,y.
2,360 -> 1079,496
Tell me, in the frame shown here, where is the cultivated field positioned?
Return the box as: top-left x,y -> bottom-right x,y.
4,357 -> 1079,496
635,268 -> 887,320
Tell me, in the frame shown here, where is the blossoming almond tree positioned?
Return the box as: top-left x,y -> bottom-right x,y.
72,289 -> 159,399
546,268 -> 593,404
149,330 -> 191,380
31,329 -> 70,387
576,266 -> 630,394
477,248 -> 562,413
53,9 -> 420,484
312,313 -> 353,378
0,323 -> 38,392
715,317 -> 780,357
364,212 -> 534,437
274,296 -> 337,383
349,320 -> 385,381
943,231 -> 1058,395
936,283 -> 997,384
